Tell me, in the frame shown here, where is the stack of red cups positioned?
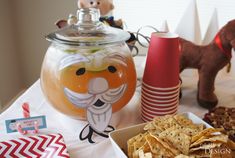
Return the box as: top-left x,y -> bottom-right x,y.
141,32 -> 180,122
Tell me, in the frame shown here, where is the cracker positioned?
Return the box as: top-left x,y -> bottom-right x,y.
163,125 -> 200,137
190,142 -> 222,152
174,115 -> 205,133
191,128 -> 224,143
144,122 -> 156,131
159,129 -> 191,155
189,149 -> 210,158
195,124 -> 205,131
128,143 -> 134,158
174,114 -> 194,126
150,134 -> 180,156
190,135 -> 208,148
153,115 -> 172,122
133,142 -> 144,158
142,142 -> 151,154
153,115 -> 179,130
175,154 -> 192,158
138,150 -> 152,158
147,128 -> 162,136
135,141 -> 151,154
138,150 -> 145,158
182,127 -> 202,137
145,134 -> 174,157
128,133 -> 145,158
128,133 -> 143,147
134,142 -> 146,153
143,153 -> 152,158
190,134 -> 228,148
144,121 -> 162,136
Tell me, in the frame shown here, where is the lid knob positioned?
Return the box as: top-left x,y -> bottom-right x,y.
77,8 -> 102,29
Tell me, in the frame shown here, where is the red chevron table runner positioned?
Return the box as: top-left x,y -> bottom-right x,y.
0,133 -> 70,158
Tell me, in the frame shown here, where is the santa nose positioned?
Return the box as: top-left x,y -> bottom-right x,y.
88,78 -> 109,94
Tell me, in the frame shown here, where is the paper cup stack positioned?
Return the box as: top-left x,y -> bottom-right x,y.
141,32 -> 180,122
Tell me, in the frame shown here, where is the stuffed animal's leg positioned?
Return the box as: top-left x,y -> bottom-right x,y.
197,71 -> 218,109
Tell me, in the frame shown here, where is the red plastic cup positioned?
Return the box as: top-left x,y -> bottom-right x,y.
141,97 -> 179,107
142,81 -> 180,93
141,105 -> 178,116
143,32 -> 180,88
141,114 -> 151,122
141,101 -> 178,112
142,85 -> 180,95
141,94 -> 178,104
141,100 -> 178,113
141,98 -> 178,108
141,90 -> 179,100
142,88 -> 179,98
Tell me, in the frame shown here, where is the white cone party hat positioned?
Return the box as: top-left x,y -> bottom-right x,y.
202,8 -> 219,45
160,20 -> 169,32
175,0 -> 201,45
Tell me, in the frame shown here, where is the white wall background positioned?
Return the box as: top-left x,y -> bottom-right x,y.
114,0 -> 235,38
0,0 -> 235,107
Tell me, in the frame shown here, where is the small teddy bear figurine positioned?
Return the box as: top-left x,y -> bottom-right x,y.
78,0 -> 123,29
78,0 -> 113,17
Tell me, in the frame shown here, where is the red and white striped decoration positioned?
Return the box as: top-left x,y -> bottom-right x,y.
22,102 -> 30,118
0,133 -> 70,158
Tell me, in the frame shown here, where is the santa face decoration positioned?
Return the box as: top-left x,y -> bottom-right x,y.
57,48 -> 136,143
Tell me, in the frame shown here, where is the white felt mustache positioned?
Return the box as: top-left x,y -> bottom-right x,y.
64,84 -> 127,110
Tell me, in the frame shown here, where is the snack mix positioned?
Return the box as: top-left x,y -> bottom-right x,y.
203,107 -> 235,142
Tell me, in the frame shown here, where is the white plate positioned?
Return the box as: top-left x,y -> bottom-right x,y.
109,112 -> 212,158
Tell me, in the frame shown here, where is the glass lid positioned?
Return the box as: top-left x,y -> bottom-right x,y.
46,8 -> 130,46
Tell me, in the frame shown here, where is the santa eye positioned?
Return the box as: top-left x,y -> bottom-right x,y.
97,1 -> 100,5
90,1 -> 94,5
108,66 -> 117,73
76,68 -> 86,76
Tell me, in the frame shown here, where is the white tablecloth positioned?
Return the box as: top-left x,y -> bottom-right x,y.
0,57 -> 235,158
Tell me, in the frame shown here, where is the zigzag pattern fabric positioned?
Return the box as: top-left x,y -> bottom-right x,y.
0,133 -> 70,158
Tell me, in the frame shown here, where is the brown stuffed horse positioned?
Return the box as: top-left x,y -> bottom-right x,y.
180,20 -> 235,109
